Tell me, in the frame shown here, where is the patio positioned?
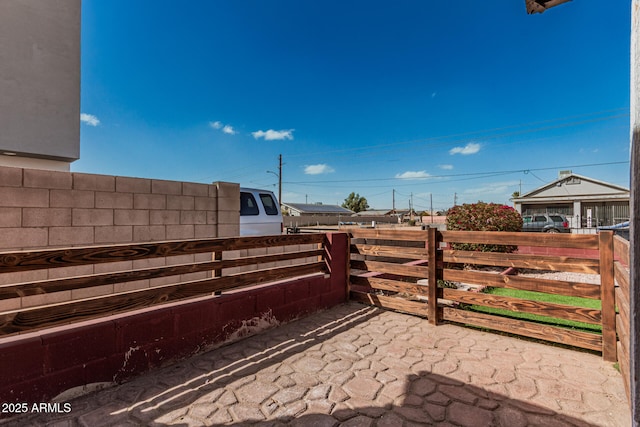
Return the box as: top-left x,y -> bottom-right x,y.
3,302 -> 629,426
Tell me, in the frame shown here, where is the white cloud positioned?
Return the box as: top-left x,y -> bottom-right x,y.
449,142 -> 481,155
80,113 -> 100,126
304,164 -> 335,175
395,171 -> 431,179
222,125 -> 236,135
439,164 -> 454,170
209,121 -> 223,129
252,129 -> 294,141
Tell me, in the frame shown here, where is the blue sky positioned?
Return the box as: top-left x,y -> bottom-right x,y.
77,1 -> 630,212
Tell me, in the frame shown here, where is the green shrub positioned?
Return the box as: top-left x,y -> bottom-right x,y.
446,202 -> 522,253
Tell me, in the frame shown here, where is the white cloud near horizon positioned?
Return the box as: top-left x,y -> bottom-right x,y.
304,164 -> 335,175
439,164 -> 454,170
252,129 -> 294,141
449,142 -> 481,155
209,121 -> 222,129
395,171 -> 431,179
80,113 -> 100,126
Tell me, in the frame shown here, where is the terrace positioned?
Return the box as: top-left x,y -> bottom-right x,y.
0,228 -> 631,425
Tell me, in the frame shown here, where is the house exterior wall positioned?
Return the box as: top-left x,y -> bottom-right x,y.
514,174 -> 630,230
0,0 -> 81,169
0,166 -> 240,311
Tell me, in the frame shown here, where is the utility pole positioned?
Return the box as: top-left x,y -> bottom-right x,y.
410,193 -> 414,221
277,154 -> 282,205
430,193 -> 433,223
454,193 -> 457,207
392,189 -> 395,213
267,154 -> 283,206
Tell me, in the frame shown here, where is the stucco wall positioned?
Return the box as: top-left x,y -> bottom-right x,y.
0,0 -> 81,165
0,165 -> 239,311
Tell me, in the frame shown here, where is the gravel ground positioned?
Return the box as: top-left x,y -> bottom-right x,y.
517,269 -> 601,285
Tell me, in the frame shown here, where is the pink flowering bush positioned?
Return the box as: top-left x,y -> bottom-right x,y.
446,202 -> 522,253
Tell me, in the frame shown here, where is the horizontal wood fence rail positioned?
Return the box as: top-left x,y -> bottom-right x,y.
0,234 -> 328,337
441,230 -> 600,249
346,227 -> 621,362
0,234 -> 325,274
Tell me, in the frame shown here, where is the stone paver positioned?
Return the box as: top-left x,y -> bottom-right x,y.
1,303 -> 631,426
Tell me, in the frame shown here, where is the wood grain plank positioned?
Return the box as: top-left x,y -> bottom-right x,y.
613,234 -> 630,266
442,307 -> 602,351
599,231 -> 617,362
0,234 -> 327,273
617,312 -> 630,360
442,288 -> 602,325
350,290 -> 429,317
615,261 -> 630,298
0,248 -> 325,300
441,230 -> 599,249
617,341 -> 631,404
350,276 -> 429,296
443,269 -> 601,299
443,250 -> 600,274
616,286 -> 630,338
351,244 -> 428,260
350,260 -> 429,279
346,228 -> 430,242
0,262 -> 325,335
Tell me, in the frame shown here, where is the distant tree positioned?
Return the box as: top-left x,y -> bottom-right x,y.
511,191 -> 520,199
342,192 -> 369,213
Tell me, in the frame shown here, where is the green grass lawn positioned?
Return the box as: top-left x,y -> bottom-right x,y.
468,287 -> 602,333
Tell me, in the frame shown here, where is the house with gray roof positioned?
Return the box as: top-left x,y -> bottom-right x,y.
513,171 -> 629,230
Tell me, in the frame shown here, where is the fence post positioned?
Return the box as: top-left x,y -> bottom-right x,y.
600,230 -> 617,362
324,232 -> 350,305
427,227 -> 443,325
213,251 -> 222,295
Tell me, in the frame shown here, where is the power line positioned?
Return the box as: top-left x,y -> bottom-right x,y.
283,109 -> 628,160
283,161 -> 628,186
190,108 -> 628,183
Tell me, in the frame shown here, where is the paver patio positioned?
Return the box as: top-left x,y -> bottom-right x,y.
1,303 -> 630,426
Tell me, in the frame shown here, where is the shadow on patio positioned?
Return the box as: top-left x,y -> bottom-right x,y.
5,303 -> 629,426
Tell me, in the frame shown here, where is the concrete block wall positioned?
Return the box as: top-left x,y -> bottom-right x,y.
0,165 -> 240,310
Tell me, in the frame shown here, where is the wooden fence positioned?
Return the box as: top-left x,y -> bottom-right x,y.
613,234 -> 631,401
0,234 -> 327,337
348,228 -> 620,363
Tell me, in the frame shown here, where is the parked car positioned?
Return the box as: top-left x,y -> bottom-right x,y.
521,213 -> 570,233
239,187 -> 283,236
597,221 -> 629,240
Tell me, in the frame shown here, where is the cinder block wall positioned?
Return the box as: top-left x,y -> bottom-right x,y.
0,233 -> 348,410
0,166 -> 240,311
